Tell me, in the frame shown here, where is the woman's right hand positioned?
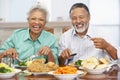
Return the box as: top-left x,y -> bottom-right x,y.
2,48 -> 18,58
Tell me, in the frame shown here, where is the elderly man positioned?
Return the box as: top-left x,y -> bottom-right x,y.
58,3 -> 120,66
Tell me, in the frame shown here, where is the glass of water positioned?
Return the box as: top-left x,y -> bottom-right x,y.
1,56 -> 14,67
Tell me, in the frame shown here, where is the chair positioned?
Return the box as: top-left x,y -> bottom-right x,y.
62,27 -> 71,33
44,27 -> 54,34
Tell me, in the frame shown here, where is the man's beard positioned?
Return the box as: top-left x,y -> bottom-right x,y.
74,23 -> 88,33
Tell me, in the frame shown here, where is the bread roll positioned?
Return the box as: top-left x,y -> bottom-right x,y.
96,64 -> 108,69
99,58 -> 109,64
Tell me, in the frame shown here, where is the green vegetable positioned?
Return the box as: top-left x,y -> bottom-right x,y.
0,67 -> 11,73
19,61 -> 27,66
75,60 -> 82,66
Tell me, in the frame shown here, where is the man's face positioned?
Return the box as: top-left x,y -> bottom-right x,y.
70,8 -> 90,33
28,10 -> 46,35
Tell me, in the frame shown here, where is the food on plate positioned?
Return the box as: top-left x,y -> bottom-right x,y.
18,61 -> 27,66
99,58 -> 110,64
26,61 -> 32,66
95,64 -> 108,69
53,66 -> 77,74
0,63 -> 14,73
75,60 -> 82,66
27,58 -> 58,72
18,59 -> 45,66
81,56 -> 109,69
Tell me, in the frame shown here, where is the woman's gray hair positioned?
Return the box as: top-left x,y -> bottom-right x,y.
27,4 -> 49,22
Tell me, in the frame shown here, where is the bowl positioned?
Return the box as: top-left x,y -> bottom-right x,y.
0,69 -> 21,78
48,70 -> 84,80
85,68 -> 106,74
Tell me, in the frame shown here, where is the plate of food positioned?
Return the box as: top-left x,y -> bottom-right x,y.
15,65 -> 27,69
23,59 -> 59,75
0,63 -> 21,78
14,61 -> 27,69
81,56 -> 110,74
14,60 -> 33,70
23,70 -> 48,76
69,60 -> 84,70
0,69 -> 21,78
48,66 -> 85,80
48,70 -> 84,80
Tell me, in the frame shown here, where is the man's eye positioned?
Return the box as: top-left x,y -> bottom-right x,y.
71,17 -> 77,20
30,18 -> 36,20
39,19 -> 44,21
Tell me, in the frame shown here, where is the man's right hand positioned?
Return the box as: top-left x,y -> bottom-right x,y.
60,48 -> 71,59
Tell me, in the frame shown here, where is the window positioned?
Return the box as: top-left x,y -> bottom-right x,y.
89,0 -> 120,45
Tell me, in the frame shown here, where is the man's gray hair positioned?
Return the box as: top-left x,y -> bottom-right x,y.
27,4 -> 49,22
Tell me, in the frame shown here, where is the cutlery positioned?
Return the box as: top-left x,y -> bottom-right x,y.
16,57 -> 24,62
87,35 -> 92,38
29,54 -> 39,60
70,53 -> 77,57
69,53 -> 77,59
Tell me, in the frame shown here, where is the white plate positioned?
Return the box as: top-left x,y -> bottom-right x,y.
24,70 -> 48,76
0,69 -> 21,78
84,67 -> 106,74
14,65 -> 27,69
48,70 -> 84,80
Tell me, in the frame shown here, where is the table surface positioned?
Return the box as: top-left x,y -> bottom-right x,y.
0,64 -> 120,80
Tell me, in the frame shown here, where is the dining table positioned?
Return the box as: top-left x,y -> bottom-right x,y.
0,64 -> 120,80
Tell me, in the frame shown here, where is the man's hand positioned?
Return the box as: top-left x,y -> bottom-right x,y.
2,48 -> 18,58
60,48 -> 71,59
91,37 -> 109,49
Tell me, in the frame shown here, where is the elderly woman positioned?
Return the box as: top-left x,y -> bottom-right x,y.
0,5 -> 58,64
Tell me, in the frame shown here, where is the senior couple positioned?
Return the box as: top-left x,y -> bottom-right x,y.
0,3 -> 119,66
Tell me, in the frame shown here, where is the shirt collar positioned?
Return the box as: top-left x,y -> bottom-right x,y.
23,28 -> 31,41
23,28 -> 45,43
72,28 -> 77,36
37,30 -> 45,43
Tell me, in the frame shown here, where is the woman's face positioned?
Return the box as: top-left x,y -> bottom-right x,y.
70,8 -> 90,34
28,10 -> 46,35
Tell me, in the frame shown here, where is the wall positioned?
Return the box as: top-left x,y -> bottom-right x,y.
51,0 -> 88,21
0,0 -> 88,22
0,22 -> 72,46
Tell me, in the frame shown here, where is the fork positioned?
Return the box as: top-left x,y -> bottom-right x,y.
68,53 -> 77,59
87,35 -> 92,38
16,57 -> 24,62
29,54 -> 39,60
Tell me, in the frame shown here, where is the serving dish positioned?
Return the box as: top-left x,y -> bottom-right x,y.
23,70 -> 48,76
84,67 -> 106,74
14,65 -> 27,70
0,69 -> 21,78
48,70 -> 84,80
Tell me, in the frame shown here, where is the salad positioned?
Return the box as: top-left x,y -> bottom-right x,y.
0,63 -> 14,73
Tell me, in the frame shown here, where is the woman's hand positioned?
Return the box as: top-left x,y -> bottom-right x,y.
38,46 -> 55,63
38,46 -> 52,56
2,48 -> 18,58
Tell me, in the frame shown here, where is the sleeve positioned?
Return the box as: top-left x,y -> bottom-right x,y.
50,37 -> 59,64
58,34 -> 66,56
0,33 -> 15,53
